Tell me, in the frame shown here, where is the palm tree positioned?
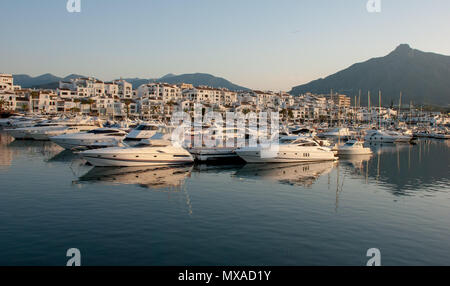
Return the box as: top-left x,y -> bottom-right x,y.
150,105 -> 160,119
0,98 -> 6,111
288,109 -> 294,119
123,99 -> 134,118
86,98 -> 95,114
70,107 -> 81,114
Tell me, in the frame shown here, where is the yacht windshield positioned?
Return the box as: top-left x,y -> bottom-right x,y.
135,125 -> 159,131
88,129 -> 119,134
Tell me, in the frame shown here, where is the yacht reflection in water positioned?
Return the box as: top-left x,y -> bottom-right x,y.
234,161 -> 335,187
77,165 -> 193,189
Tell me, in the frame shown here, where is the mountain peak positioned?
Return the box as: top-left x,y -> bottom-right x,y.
390,44 -> 413,55
160,73 -> 176,79
290,44 -> 450,106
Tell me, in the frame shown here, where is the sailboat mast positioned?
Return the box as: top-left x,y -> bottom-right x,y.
379,90 -> 382,129
398,92 -> 402,125
368,91 -> 371,126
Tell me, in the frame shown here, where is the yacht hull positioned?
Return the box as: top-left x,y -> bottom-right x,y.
82,155 -> 193,167
235,150 -> 336,163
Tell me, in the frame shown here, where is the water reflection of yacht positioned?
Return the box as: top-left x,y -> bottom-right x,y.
371,143 -> 409,155
234,161 -> 335,187
339,154 -> 373,172
77,165 -> 192,189
46,150 -> 79,162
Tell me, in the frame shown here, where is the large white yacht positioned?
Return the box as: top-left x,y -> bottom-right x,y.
6,122 -> 63,140
79,133 -> 194,167
235,136 -> 336,163
29,125 -> 92,141
332,139 -> 373,155
1,116 -> 44,129
50,128 -> 127,150
29,120 -> 100,141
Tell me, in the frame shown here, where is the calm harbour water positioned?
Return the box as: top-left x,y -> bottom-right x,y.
0,132 -> 449,266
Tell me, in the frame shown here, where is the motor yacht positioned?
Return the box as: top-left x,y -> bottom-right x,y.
79,133 -> 194,167
50,128 -> 127,150
432,129 -> 450,139
235,136 -> 336,163
332,139 -> 373,155
364,130 -> 396,143
318,127 -> 352,139
6,122 -> 63,140
1,116 -> 44,129
384,130 -> 413,143
30,125 -> 98,141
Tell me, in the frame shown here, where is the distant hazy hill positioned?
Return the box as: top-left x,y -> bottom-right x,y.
13,72 -> 249,91
13,74 -> 86,89
13,73 -> 61,88
123,73 -> 249,91
290,44 -> 450,106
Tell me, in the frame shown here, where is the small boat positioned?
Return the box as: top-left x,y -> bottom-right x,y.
79,133 -> 194,167
333,139 -> 372,155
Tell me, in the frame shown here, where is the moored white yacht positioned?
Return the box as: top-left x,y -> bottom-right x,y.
79,133 -> 194,167
364,130 -> 396,143
431,129 -> 450,139
29,120 -> 100,141
332,139 -> 373,155
50,128 -> 127,150
318,127 -> 352,139
235,136 -> 337,163
6,122 -> 63,140
384,130 -> 413,143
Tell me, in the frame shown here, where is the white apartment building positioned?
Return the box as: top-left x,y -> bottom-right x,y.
0,74 -> 14,91
104,82 -> 119,97
137,82 -> 181,102
114,79 -> 133,99
59,77 -> 106,98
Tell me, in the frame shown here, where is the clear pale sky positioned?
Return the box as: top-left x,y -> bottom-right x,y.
1,0 -> 450,91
